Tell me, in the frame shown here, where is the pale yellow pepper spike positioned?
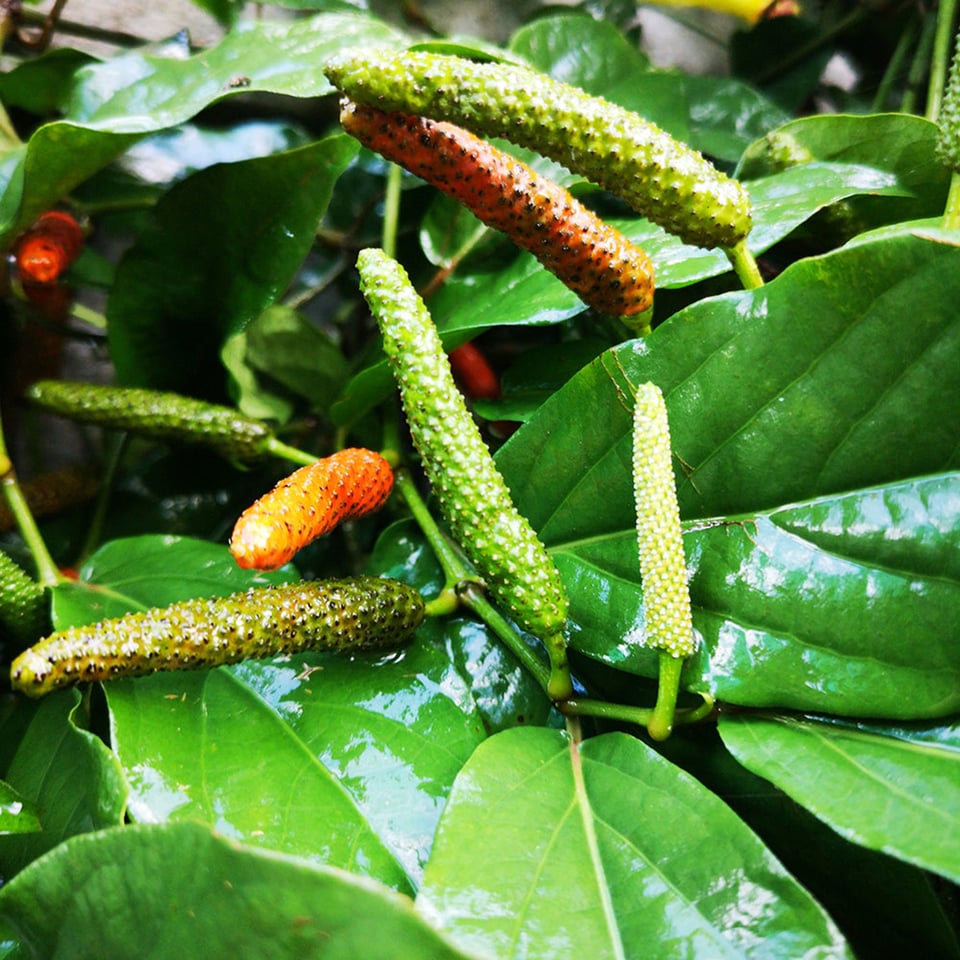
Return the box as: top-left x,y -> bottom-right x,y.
632,382 -> 696,660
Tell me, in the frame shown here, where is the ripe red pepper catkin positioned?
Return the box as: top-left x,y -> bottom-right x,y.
340,100 -> 654,317
13,212 -> 84,286
448,342 -> 500,401
230,448 -> 394,570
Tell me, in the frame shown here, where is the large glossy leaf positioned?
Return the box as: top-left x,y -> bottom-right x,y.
0,13 -> 406,241
106,135 -> 357,393
0,693 -> 127,880
500,232 -> 960,528
494,233 -> 960,718
0,821 -> 481,960
417,727 -> 850,959
557,474 -> 960,718
718,713 -> 960,883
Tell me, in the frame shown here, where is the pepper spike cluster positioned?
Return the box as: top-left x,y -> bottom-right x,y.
230,448 -> 395,571
325,49 -> 752,250
10,576 -> 424,698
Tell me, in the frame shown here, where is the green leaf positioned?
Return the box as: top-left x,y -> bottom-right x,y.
738,113 -> 950,224
106,135 -> 357,394
84,526 -> 491,887
657,726 -> 960,960
0,781 -> 40,836
508,13 -> 650,93
0,693 -> 127,880
0,13 -> 405,242
225,304 -> 350,417
718,713 -> 960,883
417,727 -> 850,959
65,14 -> 407,129
49,534 -> 296,628
495,233 -> 960,717
0,821 -> 481,960
501,232 -> 960,530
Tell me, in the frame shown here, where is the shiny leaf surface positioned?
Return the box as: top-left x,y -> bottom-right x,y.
0,822 -> 481,960
417,727 -> 850,959
719,713 -> 960,883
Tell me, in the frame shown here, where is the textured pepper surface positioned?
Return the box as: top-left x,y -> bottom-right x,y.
231,448 -> 395,570
937,31 -> 960,173
632,383 -> 696,658
326,50 -> 751,249
13,212 -> 84,285
357,248 -> 568,644
11,576 -> 424,697
0,550 -> 47,649
26,380 -> 274,462
341,101 -> 654,316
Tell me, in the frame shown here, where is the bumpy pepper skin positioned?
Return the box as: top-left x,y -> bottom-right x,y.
937,32 -> 960,174
230,448 -> 395,570
26,380 -> 274,462
632,383 -> 696,659
356,248 -> 571,698
10,576 -> 424,698
326,50 -> 752,249
340,101 -> 654,316
0,550 -> 47,649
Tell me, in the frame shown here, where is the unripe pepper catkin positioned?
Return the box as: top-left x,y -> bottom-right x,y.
632,383 -> 696,660
0,549 -> 47,649
230,448 -> 395,570
340,100 -> 654,317
10,576 -> 424,698
26,380 -> 275,462
325,49 -> 752,250
356,248 -> 572,700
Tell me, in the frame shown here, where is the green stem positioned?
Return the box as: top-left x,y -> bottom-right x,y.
725,239 -> 763,290
381,163 -> 403,259
265,437 -> 319,467
393,466 -> 557,695
872,15 -> 919,113
76,431 -> 126,565
560,691 -> 714,731
944,172 -> 960,229
928,0 -> 958,120
647,652 -> 684,741
0,411 -> 60,586
393,467 -> 472,590
902,10 -> 938,115
70,302 -> 107,331
458,582 -> 553,692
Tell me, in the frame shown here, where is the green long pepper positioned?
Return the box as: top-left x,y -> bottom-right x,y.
325,49 -> 752,250
11,576 -> 425,698
26,380 -> 276,462
0,549 -> 47,649
356,248 -> 572,701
